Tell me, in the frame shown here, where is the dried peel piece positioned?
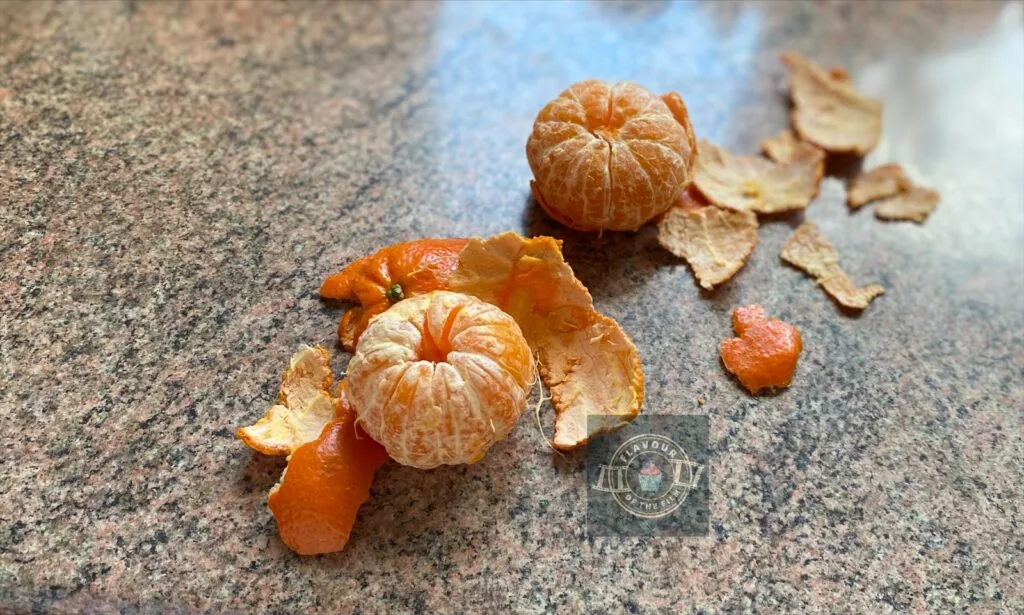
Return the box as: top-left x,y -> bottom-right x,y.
694,140 -> 823,214
657,193 -> 758,290
268,401 -> 390,555
847,163 -> 908,209
237,345 -> 339,455
720,304 -> 803,394
781,51 -> 883,155
321,238 -> 468,350
847,163 -> 940,222
450,231 -> 643,450
761,128 -> 826,167
875,185 -> 940,223
780,222 -> 884,310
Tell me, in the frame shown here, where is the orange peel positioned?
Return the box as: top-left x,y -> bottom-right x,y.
720,304 -> 803,394
321,238 -> 468,350
450,231 -> 644,450
346,291 -> 535,469
847,163 -> 908,209
657,190 -> 758,290
267,399 -> 390,555
846,163 -> 940,223
693,140 -> 824,214
526,80 -> 697,231
874,184 -> 940,223
780,51 -> 882,155
236,345 -> 338,456
781,222 -> 884,310
760,128 -> 826,167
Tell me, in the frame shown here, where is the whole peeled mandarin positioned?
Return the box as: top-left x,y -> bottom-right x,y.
346,290 -> 535,469
526,80 -> 697,232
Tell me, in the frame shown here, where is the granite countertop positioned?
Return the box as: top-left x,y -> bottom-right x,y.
2,1 -> 1022,613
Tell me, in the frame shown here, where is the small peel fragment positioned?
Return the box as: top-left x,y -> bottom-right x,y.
694,140 -> 823,214
761,129 -> 826,167
780,222 -> 884,310
874,185 -> 940,223
847,163 -> 908,209
657,192 -> 758,289
719,304 -> 803,394
450,232 -> 643,450
781,51 -> 883,155
237,345 -> 338,455
847,163 -> 940,222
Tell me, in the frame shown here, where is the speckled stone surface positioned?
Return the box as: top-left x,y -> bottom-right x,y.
2,1 -> 1022,613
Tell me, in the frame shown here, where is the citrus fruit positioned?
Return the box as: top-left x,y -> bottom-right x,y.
526,80 -> 697,231
346,290 -> 535,469
321,238 -> 468,350
267,390 -> 389,556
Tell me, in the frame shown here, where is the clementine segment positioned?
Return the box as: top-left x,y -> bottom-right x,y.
321,238 -> 468,350
719,305 -> 803,394
526,80 -> 697,232
346,291 -> 535,469
268,396 -> 389,556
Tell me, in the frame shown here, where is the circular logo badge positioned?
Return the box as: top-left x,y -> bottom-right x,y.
602,433 -> 700,519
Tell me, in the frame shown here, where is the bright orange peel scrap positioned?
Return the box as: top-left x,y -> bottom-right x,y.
236,345 -> 338,456
657,190 -> 758,290
346,291 -> 535,469
781,222 -> 884,310
693,140 -> 823,214
268,398 -> 390,556
781,51 -> 882,156
320,238 -> 468,350
450,232 -> 644,450
719,304 -> 803,394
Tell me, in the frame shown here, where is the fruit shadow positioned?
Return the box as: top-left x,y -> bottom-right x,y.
521,195 -> 671,301
241,450 -> 288,494
314,434 -> 585,565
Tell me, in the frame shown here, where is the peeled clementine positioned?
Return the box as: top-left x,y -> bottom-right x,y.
526,80 -> 697,231
320,238 -> 468,350
346,290 -> 535,469
267,389 -> 389,556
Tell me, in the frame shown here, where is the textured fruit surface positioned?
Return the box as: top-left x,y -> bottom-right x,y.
719,305 -> 803,394
267,393 -> 389,556
321,238 -> 468,350
450,232 -> 643,450
526,80 -> 696,231
346,290 -> 534,469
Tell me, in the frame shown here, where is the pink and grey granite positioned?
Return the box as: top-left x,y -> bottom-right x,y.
1,1 -> 1022,613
